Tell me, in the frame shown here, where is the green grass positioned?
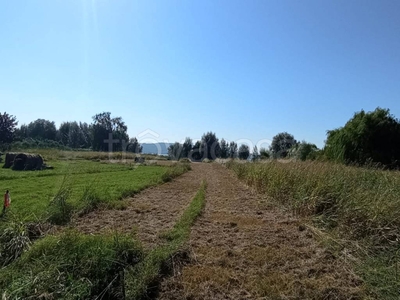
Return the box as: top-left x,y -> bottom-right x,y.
125,180 -> 207,299
7,148 -> 167,162
0,230 -> 143,299
226,160 -> 400,299
0,179 -> 206,299
0,151 -> 190,223
1,163 -> 166,222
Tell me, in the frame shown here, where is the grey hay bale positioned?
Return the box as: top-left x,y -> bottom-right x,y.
134,157 -> 145,164
10,153 -> 44,171
3,153 -> 19,168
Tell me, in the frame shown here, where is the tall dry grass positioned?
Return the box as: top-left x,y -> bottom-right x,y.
226,160 -> 400,298
227,160 -> 400,245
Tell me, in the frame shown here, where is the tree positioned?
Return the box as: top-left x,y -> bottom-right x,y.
189,141 -> 203,161
229,141 -> 238,158
220,139 -> 229,159
289,141 -> 318,161
325,107 -> 400,167
270,132 -> 296,158
251,146 -> 259,161
26,119 -> 57,140
14,124 -> 28,141
126,137 -> 142,153
259,147 -> 270,159
200,132 -> 220,160
0,112 -> 18,144
238,144 -> 250,160
79,122 -> 92,148
168,142 -> 183,160
182,137 -> 192,158
58,121 -> 87,148
91,112 -> 129,151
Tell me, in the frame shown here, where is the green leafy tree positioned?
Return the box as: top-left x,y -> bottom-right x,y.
219,138 -> 229,159
229,141 -> 238,158
238,144 -> 250,160
79,122 -> 92,148
126,137 -> 142,153
27,119 -> 57,141
270,132 -> 296,158
168,142 -> 183,160
189,141 -> 203,161
58,121 -> 88,148
325,107 -> 400,167
14,124 -> 28,141
91,112 -> 129,151
259,147 -> 270,159
251,146 -> 259,161
289,141 -> 318,161
0,112 -> 18,144
200,132 -> 220,160
182,137 -> 193,158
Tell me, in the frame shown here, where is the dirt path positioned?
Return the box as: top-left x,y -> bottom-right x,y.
73,164 -> 208,248
158,163 -> 364,299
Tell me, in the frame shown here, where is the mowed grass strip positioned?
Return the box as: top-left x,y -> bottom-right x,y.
1,160 -> 191,223
125,180 -> 207,299
226,160 -> 400,299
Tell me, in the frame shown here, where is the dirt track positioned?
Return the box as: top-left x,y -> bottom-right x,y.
158,163 -> 364,299
74,164 -> 207,248
74,163 -> 364,299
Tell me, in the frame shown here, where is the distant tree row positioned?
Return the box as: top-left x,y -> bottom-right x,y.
167,132 -> 251,161
2,107 -> 399,168
0,112 -> 142,153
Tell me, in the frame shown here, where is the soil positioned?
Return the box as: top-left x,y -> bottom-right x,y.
74,162 -> 365,299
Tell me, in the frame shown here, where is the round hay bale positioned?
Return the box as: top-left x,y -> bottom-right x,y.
3,153 -> 18,168
11,153 -> 44,171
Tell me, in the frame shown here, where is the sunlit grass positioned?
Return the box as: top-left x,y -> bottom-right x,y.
226,160 -> 400,299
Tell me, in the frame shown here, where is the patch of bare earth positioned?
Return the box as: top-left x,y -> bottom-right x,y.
73,164 -> 208,248
158,163 -> 365,300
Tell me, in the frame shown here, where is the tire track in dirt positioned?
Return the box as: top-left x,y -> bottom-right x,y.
158,163 -> 364,300
73,164 -> 208,249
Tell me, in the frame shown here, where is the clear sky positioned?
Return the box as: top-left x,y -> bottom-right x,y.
1,0 -> 399,148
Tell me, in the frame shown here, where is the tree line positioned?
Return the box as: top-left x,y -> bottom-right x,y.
1,107 -> 400,168
0,112 -> 142,153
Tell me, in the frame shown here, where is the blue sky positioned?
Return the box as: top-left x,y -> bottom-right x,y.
1,0 -> 399,148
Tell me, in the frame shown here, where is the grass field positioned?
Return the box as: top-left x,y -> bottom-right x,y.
1,161 -> 169,221
0,149 -> 197,299
226,160 -> 400,299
